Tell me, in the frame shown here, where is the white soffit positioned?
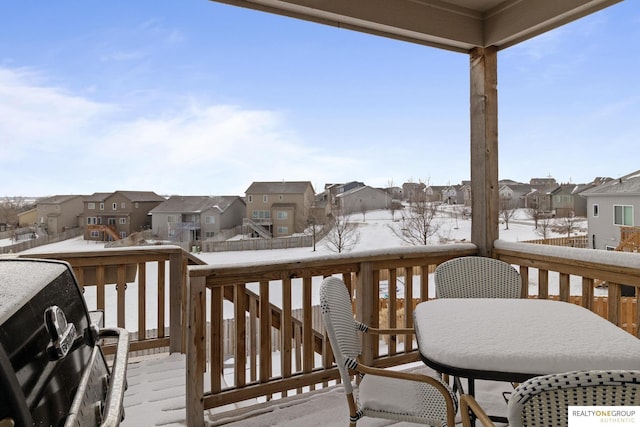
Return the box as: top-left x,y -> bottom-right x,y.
210,0 -> 624,53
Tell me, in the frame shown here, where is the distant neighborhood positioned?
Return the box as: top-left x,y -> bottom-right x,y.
2,169 -> 640,253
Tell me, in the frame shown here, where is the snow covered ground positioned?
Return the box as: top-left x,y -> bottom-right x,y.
14,207 -> 591,330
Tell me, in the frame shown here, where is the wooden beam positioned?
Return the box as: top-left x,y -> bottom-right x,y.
470,46 -> 498,257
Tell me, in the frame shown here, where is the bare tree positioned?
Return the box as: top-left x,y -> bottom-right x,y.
388,200 -> 403,222
525,207 -> 542,229
390,189 -> 440,245
359,202 -> 367,222
535,216 -> 554,239
499,196 -> 517,230
0,196 -> 28,228
324,204 -> 359,253
305,209 -> 326,252
554,211 -> 581,238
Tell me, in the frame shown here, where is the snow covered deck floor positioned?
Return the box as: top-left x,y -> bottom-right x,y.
120,353 -> 510,426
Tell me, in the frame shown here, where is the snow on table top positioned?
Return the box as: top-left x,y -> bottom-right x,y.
414,298 -> 640,377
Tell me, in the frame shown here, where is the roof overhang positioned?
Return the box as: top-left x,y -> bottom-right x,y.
210,0 -> 623,53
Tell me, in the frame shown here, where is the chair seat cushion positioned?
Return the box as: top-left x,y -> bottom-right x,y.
358,374 -> 455,425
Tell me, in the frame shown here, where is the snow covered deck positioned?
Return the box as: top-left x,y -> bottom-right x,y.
121,353 -> 511,426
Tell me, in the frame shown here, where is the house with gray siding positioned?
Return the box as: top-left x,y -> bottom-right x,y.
581,170 -> 640,250
150,195 -> 245,242
336,185 -> 389,214
36,195 -> 85,235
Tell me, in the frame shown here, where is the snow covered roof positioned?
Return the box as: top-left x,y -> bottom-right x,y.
150,195 -> 242,214
245,181 -> 313,195
581,170 -> 640,196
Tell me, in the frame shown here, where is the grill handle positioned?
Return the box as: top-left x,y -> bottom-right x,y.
98,328 -> 129,427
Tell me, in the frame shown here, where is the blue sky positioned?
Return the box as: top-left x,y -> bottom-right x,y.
1,1 -> 639,197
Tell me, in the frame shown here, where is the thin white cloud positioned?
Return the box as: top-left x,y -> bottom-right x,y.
0,66 -> 355,196
0,67 -> 116,156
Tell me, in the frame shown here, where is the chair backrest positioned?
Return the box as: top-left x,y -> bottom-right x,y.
320,276 -> 362,394
508,370 -> 640,427
435,256 -> 521,299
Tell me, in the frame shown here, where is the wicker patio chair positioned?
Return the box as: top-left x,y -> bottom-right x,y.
320,276 -> 458,427
434,256 -> 522,299
435,256 -> 522,396
461,370 -> 640,427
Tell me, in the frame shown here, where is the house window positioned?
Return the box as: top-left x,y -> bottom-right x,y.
90,231 -> 100,238
100,203 -> 104,210
593,204 -> 599,217
263,195 -> 268,203
112,203 -> 117,210
276,211 -> 288,220
119,232 -> 127,239
205,231 -> 215,238
248,195 -> 253,203
119,218 -> 126,224
279,195 -> 283,201
88,203 -> 96,210
252,210 -> 271,220
168,215 -> 176,223
135,202 -> 139,208
121,202 -> 126,208
277,226 -> 288,235
108,218 -> 116,225
205,216 -> 215,224
614,205 -> 633,226
87,217 -> 98,225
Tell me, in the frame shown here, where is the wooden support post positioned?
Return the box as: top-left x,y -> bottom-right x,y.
186,275 -> 205,427
356,261 -> 375,365
470,46 -> 499,257
169,252 -> 183,353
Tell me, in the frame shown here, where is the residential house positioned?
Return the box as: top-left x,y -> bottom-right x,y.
442,185 -> 460,204
402,181 -> 426,202
549,183 -> 594,218
582,170 -> 640,250
245,181 -> 316,238
498,180 -> 533,209
336,181 -> 365,194
425,185 -> 445,203
458,182 -> 472,206
83,191 -> 165,241
336,185 -> 389,215
150,195 -> 245,242
530,177 -> 558,187
385,186 -> 403,201
18,208 -> 38,227
523,188 -> 552,213
36,195 -> 84,234
323,181 -> 365,206
522,177 -> 558,213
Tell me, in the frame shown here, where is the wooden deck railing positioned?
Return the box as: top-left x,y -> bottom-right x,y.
185,244 -> 478,425
493,240 -> 640,334
187,240 -> 640,426
19,245 -> 203,354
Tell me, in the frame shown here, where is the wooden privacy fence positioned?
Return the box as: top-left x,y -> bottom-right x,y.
523,235 -> 588,248
220,306 -> 323,357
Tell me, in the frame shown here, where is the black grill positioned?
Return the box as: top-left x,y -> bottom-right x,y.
0,258 -> 128,427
